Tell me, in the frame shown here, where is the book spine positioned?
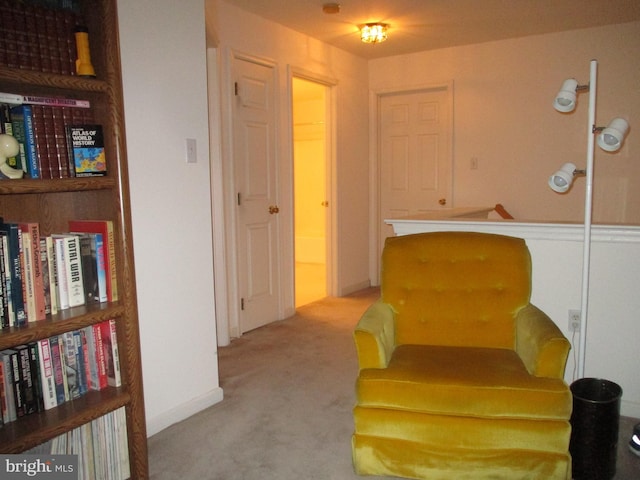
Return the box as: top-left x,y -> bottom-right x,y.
23,95 -> 91,109
49,335 -> 66,405
7,225 -> 27,327
1,353 -> 17,422
9,350 -> 24,417
78,234 -> 99,302
20,223 -> 46,321
45,236 -> 58,315
20,230 -> 36,323
42,106 -> 58,180
73,330 -> 88,396
17,345 -> 37,415
0,233 -> 14,327
13,4 -> 30,71
0,361 -> 6,425
94,234 -> 108,303
15,105 -> 40,179
29,342 -> 44,413
53,237 -> 69,311
0,233 -> 7,328
65,235 -> 85,307
62,332 -> 80,400
39,238 -> 51,316
0,3 -> 19,69
52,107 -> 70,178
93,323 -> 107,390
107,319 -> 121,387
31,105 -> 52,179
10,106 -> 29,175
83,326 -> 99,390
57,336 -> 70,402
37,338 -> 58,410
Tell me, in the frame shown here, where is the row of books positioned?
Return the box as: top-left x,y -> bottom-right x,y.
0,219 -> 118,328
1,94 -> 105,179
0,0 -> 82,75
0,318 -> 122,426
27,406 -> 130,480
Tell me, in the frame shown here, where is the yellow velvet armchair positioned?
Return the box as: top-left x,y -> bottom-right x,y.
352,232 -> 572,480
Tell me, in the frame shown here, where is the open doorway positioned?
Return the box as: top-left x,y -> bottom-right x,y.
292,77 -> 329,307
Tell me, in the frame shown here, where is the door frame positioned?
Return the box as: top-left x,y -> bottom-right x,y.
287,66 -> 338,301
217,49 -> 283,340
369,81 -> 454,285
211,50 -> 339,343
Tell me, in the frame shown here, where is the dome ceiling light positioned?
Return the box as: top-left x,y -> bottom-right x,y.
360,23 -> 388,44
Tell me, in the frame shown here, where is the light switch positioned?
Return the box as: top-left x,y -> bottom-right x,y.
186,138 -> 197,164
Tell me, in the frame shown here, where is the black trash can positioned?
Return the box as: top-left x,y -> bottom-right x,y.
569,378 -> 622,480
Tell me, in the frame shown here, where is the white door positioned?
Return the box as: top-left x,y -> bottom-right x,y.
232,56 -> 281,333
379,87 -> 452,252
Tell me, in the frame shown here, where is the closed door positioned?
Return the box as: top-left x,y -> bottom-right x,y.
379,87 -> 452,252
232,55 -> 281,333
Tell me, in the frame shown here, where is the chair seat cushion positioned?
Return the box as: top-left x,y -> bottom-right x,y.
357,344 -> 571,420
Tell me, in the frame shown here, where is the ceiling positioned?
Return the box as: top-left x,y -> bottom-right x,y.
222,0 -> 640,60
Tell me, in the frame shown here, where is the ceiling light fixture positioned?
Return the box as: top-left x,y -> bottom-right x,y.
361,23 -> 388,44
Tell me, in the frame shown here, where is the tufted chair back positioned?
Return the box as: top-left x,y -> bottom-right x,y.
381,231 -> 532,349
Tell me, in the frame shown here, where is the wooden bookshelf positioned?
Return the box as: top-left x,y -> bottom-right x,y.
0,1 -> 148,478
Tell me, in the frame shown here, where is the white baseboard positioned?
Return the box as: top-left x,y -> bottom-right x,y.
339,280 -> 371,297
622,400 -> 640,419
146,387 -> 224,437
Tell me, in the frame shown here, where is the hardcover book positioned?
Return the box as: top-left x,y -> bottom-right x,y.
66,125 -> 106,177
18,222 -> 46,322
10,105 -> 40,179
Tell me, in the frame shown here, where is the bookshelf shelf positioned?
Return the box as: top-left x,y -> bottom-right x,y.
0,302 -> 125,351
0,1 -> 148,478
0,177 -> 117,195
0,388 -> 131,453
0,66 -> 110,94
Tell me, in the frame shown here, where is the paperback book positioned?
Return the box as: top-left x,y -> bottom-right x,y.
66,125 -> 106,177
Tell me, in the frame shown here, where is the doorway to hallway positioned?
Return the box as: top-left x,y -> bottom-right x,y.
292,77 -> 330,307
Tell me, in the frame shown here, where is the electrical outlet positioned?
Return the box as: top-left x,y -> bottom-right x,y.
569,310 -> 581,332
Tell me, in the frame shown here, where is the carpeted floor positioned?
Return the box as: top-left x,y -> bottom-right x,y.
148,288 -> 640,479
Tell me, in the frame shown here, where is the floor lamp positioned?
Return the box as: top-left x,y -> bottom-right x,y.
548,59 -> 629,379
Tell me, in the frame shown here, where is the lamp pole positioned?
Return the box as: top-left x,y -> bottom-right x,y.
577,59 -> 597,379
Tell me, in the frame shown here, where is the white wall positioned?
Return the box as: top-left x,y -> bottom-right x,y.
208,0 -> 370,335
117,0 -> 223,436
369,22 -> 640,224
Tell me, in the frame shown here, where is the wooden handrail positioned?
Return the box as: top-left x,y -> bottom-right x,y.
494,204 -> 514,219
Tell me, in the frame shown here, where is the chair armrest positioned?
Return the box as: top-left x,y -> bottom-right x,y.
353,299 -> 396,370
515,304 -> 571,379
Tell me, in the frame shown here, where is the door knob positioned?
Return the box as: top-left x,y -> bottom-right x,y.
268,205 -> 280,214
439,198 -> 447,206
321,201 -> 329,207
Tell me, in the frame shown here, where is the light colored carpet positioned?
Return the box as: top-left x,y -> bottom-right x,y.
147,288 -> 640,479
